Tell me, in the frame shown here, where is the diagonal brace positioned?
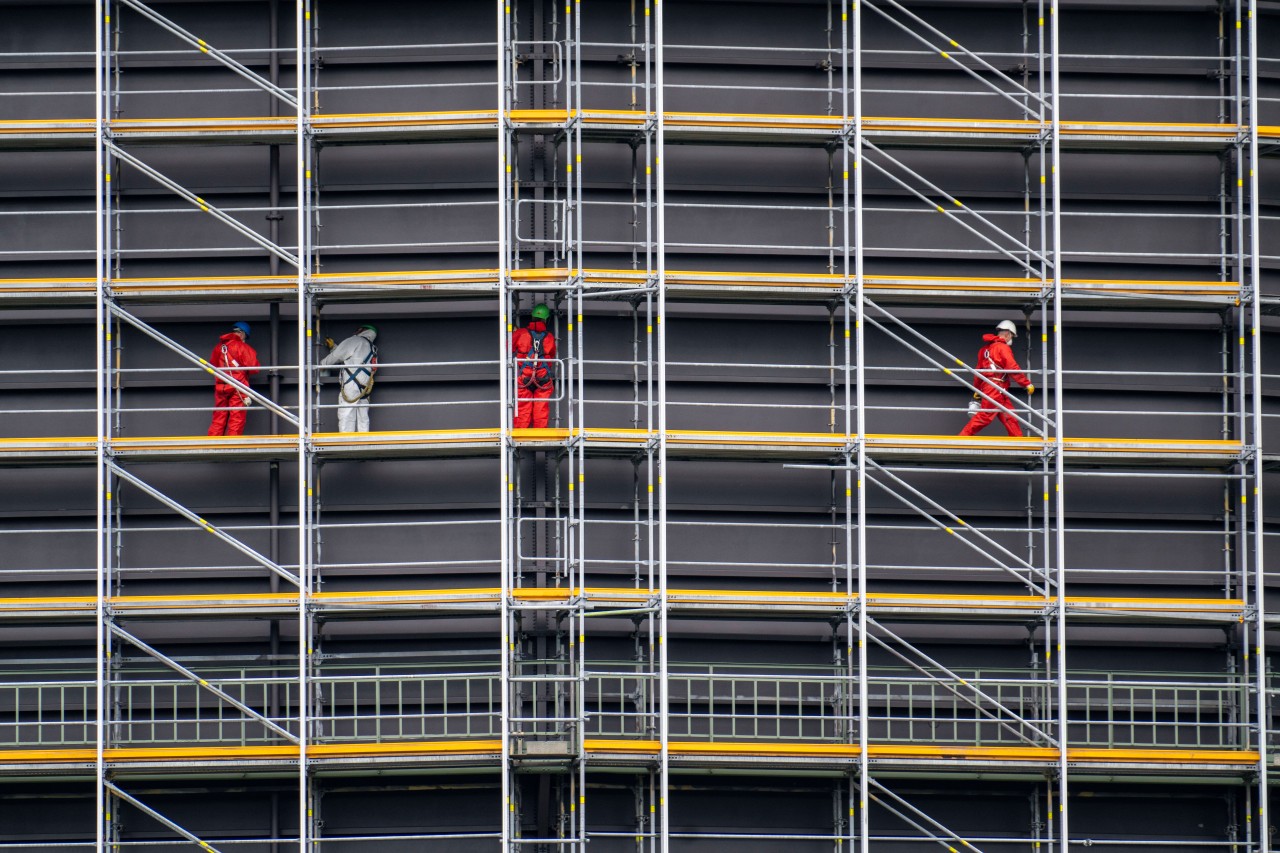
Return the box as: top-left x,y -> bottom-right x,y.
860,300 -> 1049,432
106,143 -> 300,268
866,457 -> 1050,582
863,469 -> 1050,595
108,462 -> 302,588
866,616 -> 1056,746
863,138 -> 1051,268
109,623 -> 300,744
868,777 -> 990,853
107,303 -> 301,427
851,141 -> 1049,276
863,0 -> 1049,116
116,0 -> 298,108
105,781 -> 227,852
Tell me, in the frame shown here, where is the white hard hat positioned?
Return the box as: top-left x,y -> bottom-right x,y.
996,320 -> 1018,337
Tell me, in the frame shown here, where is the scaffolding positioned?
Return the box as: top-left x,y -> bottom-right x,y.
0,0 -> 1275,850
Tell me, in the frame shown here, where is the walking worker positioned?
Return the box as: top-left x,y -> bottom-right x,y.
320,324 -> 379,433
959,319 -> 1035,437
207,321 -> 260,436
511,303 -> 556,428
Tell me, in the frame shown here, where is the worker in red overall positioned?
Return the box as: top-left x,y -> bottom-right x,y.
511,303 -> 556,428
959,320 -> 1035,437
207,321 -> 260,436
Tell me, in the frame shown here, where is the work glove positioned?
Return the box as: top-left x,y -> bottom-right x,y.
324,336 -> 337,350
1026,384 -> 1036,395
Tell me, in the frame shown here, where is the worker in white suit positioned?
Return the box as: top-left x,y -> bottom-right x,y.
320,324 -> 379,432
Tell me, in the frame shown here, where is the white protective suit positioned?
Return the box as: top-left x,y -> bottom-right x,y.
320,328 -> 378,432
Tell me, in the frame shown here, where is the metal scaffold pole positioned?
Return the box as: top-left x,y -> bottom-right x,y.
655,0 -> 669,849
1246,2 -> 1268,849
850,0 -> 869,849
499,2 -> 513,850
94,2 -> 108,850
296,2 -> 311,849
1049,2 -> 1069,850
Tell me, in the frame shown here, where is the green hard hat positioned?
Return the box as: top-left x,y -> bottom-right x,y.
358,323 -> 378,335
531,303 -> 551,321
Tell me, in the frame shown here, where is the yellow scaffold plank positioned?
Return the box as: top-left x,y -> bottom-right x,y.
583,740 -> 1259,765
0,741 -> 1255,767
0,589 -> 1243,619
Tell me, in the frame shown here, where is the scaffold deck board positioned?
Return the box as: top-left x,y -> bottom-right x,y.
0,268 -> 1241,308
0,741 -> 1255,775
0,431 -> 1243,465
0,112 -> 1248,151
0,588 -> 1244,622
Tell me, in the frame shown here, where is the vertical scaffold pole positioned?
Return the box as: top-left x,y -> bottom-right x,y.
296,3 -> 310,850
654,1 -> 668,850
1049,3 -> 1069,851
851,1 -> 869,850
94,2 -> 109,850
498,2 -> 513,850
1246,2 -> 1268,849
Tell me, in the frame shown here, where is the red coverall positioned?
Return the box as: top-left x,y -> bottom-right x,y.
959,333 -> 1031,437
511,320 -> 556,428
207,333 -> 260,436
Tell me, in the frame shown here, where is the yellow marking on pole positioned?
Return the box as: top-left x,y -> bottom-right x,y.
648,483 -> 653,493
1240,337 -> 1245,346
941,52 -> 950,59
198,40 -> 209,54
843,170 -> 848,180
199,679 -> 208,686
1040,175 -> 1045,184
1042,334 -> 1047,343
196,197 -> 208,212
568,482 -> 574,491
106,492 -> 112,500
845,329 -> 850,338
105,332 -> 112,342
647,325 -> 653,334
105,15 -> 110,22
1044,492 -> 1049,501
936,205 -> 945,213
857,479 -> 862,489
105,173 -> 111,183
944,368 -> 952,376
1242,494 -> 1247,504
953,199 -> 963,207
568,322 -> 574,332
845,488 -> 851,498
945,527 -> 954,534
1039,17 -> 1044,25
567,163 -> 572,173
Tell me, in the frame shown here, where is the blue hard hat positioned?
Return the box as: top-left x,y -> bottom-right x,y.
232,321 -> 251,337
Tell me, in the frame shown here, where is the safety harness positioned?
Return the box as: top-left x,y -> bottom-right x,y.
217,343 -> 252,406
518,328 -> 554,387
978,342 -> 1009,389
339,340 -> 379,404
